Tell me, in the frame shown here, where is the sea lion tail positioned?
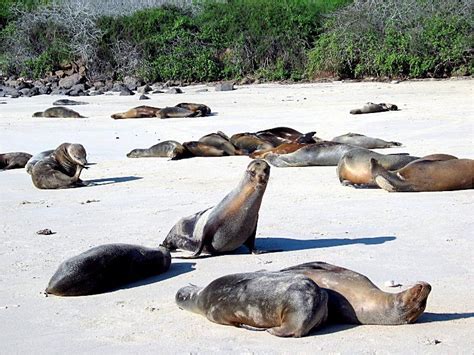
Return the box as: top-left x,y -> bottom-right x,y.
370,158 -> 407,192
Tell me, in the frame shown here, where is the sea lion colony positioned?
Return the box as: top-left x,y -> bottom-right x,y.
2,97 -> 472,339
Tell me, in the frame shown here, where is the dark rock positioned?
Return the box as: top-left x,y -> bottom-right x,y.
119,86 -> 135,96
26,87 -> 40,97
93,81 -> 105,90
124,76 -> 141,91
19,88 -> 30,96
215,81 -> 234,91
166,87 -> 182,94
152,89 -> 164,94
138,84 -> 151,93
59,73 -> 83,89
38,86 -> 52,95
139,94 -> 150,100
89,90 -> 104,96
50,88 -> 69,95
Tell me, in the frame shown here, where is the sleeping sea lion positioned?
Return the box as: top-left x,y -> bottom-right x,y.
181,141 -> 229,157
199,131 -> 243,156
33,107 -> 84,118
265,141 -> 358,167
280,261 -> 431,325
25,149 -> 54,174
158,106 -> 198,118
250,143 -> 307,159
332,133 -> 402,149
350,103 -> 398,114
111,105 -> 161,119
52,99 -> 88,106
161,160 -> 270,256
127,140 -> 186,159
175,272 -> 328,337
31,143 -> 87,189
0,152 -> 32,170
46,244 -> 171,296
337,149 -> 420,187
230,133 -> 274,154
371,156 -> 474,192
256,127 -> 318,145
175,103 -> 211,116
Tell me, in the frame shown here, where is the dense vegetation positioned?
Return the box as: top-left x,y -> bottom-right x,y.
0,0 -> 472,82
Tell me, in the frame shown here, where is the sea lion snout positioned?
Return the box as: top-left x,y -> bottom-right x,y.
247,159 -> 270,184
67,144 -> 87,166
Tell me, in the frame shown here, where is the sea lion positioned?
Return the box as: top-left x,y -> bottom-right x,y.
175,103 -> 211,116
46,244 -> 171,296
332,133 -> 402,149
250,143 -> 307,159
31,143 -> 87,189
161,160 -> 270,256
281,261 -> 431,325
0,152 -> 32,170
25,149 -> 54,174
265,141 -> 358,167
158,106 -> 198,118
181,141 -> 228,157
371,156 -> 474,192
337,149 -> 420,187
52,99 -> 89,106
111,105 -> 161,119
256,127 -> 319,145
230,133 -> 274,154
199,131 -> 243,156
33,107 -> 85,118
350,102 -> 398,114
175,272 -> 328,337
127,140 -> 186,159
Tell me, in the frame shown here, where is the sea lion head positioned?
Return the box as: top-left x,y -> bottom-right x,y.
32,112 -> 44,117
175,285 -> 201,313
246,159 -> 270,187
126,149 -> 141,158
66,144 -> 87,167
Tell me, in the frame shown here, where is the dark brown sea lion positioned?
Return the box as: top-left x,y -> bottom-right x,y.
25,149 -> 54,174
350,102 -> 398,114
332,133 -> 402,149
265,141 -> 358,167
256,127 -> 318,145
230,133 -> 274,154
158,106 -> 197,118
31,143 -> 87,189
175,103 -> 211,116
126,140 -> 186,159
161,160 -> 270,256
46,244 -> 171,296
198,131 -> 243,156
175,272 -> 328,337
281,261 -> 431,325
371,156 -> 474,192
337,149 -> 420,187
52,99 -> 89,106
33,107 -> 85,118
250,143 -> 307,159
181,141 -> 229,157
111,105 -> 161,119
0,152 -> 32,170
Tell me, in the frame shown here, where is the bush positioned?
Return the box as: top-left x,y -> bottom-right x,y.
307,0 -> 474,79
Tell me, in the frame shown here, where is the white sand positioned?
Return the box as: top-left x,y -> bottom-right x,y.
1,79 -> 473,353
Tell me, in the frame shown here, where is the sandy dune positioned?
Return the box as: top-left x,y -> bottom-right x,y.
1,79 -> 473,353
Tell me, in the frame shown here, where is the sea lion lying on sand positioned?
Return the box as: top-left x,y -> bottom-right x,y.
332,133 -> 402,149
0,152 -> 32,170
350,103 -> 398,114
25,149 -> 54,174
33,107 -> 85,118
111,103 -> 211,119
127,141 -> 186,159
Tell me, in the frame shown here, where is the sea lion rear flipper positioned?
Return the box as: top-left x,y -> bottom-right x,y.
370,158 -> 410,192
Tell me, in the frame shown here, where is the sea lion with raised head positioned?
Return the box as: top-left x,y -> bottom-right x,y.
46,244 -> 171,296
0,152 -> 32,170
161,160 -> 270,256
111,105 -> 161,119
337,149 -> 421,187
198,131 -> 243,156
175,272 -> 328,337
350,102 -> 398,114
25,149 -> 54,174
332,133 -> 402,149
127,140 -> 186,159
371,156 -> 474,192
265,141 -> 358,167
280,261 -> 431,325
31,143 -> 87,189
33,107 -> 85,118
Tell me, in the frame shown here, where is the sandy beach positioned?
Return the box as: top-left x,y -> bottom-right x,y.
1,79 -> 473,353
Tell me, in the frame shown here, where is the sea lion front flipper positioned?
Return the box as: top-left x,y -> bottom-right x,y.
244,219 -> 282,254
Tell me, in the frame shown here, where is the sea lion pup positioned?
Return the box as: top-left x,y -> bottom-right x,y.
31,143 -> 87,189
332,133 -> 402,149
175,272 -> 328,337
265,141 -> 358,167
230,133 -> 274,154
111,105 -> 161,119
161,160 -> 270,256
25,149 -> 54,174
33,107 -> 85,118
198,131 -> 244,156
337,149 -> 420,187
0,152 -> 32,170
46,244 -> 171,296
127,140 -> 185,159
175,103 -> 211,116
52,99 -> 88,106
250,143 -> 307,159
350,102 -> 398,114
370,156 -> 474,192
280,262 -> 431,325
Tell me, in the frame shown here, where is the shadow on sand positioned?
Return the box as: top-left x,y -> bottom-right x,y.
418,312 -> 474,323
121,261 -> 195,290
86,176 -> 143,186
